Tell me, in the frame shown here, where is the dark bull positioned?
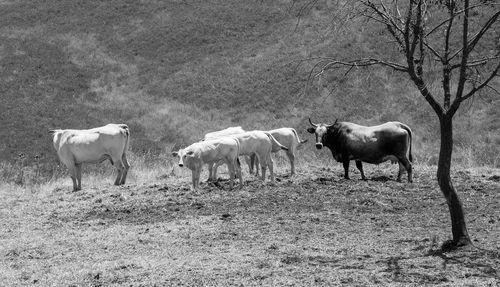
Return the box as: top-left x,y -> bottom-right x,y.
307,118 -> 413,182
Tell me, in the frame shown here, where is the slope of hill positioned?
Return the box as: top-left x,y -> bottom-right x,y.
0,0 -> 498,172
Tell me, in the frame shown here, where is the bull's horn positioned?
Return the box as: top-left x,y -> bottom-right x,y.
308,118 -> 318,127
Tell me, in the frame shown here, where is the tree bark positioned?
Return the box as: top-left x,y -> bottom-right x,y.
437,114 -> 472,246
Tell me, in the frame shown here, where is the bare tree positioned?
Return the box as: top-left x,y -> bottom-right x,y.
309,0 -> 499,248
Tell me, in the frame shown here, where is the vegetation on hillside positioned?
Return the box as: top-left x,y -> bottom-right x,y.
0,0 -> 498,181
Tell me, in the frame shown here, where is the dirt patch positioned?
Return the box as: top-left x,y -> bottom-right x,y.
0,165 -> 499,286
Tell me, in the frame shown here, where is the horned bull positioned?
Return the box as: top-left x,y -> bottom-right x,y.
307,118 -> 413,182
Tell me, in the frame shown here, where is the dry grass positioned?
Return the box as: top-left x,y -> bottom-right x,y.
1,156 -> 499,286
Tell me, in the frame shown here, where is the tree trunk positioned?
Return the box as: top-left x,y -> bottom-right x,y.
437,115 -> 472,247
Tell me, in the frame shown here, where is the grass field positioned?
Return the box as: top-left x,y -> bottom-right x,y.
0,0 -> 499,284
1,157 -> 499,286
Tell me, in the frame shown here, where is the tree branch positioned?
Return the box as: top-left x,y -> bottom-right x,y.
448,10 -> 500,62
361,1 -> 406,51
461,61 -> 500,102
425,2 -> 493,37
450,55 -> 500,70
449,60 -> 500,116
315,58 -> 409,74
455,0 -> 471,100
442,1 -> 455,110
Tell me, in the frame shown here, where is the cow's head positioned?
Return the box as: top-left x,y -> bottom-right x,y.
307,118 -> 337,150
171,149 -> 195,168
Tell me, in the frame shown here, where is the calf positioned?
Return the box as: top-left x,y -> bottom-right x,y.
203,126 -> 251,180
232,130 -> 288,183
49,124 -> 130,191
250,128 -> 307,176
172,137 -> 242,190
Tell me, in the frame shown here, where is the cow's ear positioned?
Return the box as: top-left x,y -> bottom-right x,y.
171,151 -> 179,157
186,150 -> 194,156
306,127 -> 316,134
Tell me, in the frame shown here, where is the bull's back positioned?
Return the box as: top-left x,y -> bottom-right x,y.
343,122 -> 410,163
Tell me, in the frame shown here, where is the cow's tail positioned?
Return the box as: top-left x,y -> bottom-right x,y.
118,124 -> 130,154
291,128 -> 308,144
400,124 -> 413,162
266,132 -> 288,151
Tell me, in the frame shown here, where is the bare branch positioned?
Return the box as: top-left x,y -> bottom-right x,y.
361,1 -> 406,51
449,60 -> 500,115
455,0 -> 471,101
425,2 -> 492,37
442,1 -> 456,109
467,78 -> 500,96
316,58 -> 409,73
423,40 -> 442,60
461,61 -> 500,101
292,0 -> 320,32
449,10 -> 500,62
450,55 -> 500,70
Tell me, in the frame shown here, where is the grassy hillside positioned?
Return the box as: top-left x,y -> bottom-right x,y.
0,0 -> 499,178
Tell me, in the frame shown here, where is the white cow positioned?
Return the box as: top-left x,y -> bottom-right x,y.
203,126 -> 252,181
250,128 -> 307,176
232,130 -> 288,183
49,124 -> 130,191
172,137 -> 242,190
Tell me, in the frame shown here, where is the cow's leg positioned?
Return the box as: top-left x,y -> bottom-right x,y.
194,167 -> 202,189
244,155 -> 253,174
68,165 -> 78,192
111,154 -> 125,186
120,153 -> 130,185
191,171 -> 197,190
213,161 -> 222,181
266,154 -> 275,183
75,163 -> 83,190
236,158 -> 243,188
286,150 -> 296,175
397,157 -> 413,183
256,154 -> 267,181
62,157 -> 78,191
225,158 -> 234,189
251,154 -> 260,177
342,160 -> 350,179
207,162 -> 215,182
355,160 -> 366,180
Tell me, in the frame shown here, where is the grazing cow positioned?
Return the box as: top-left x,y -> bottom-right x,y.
172,137 -> 242,190
203,126 -> 252,180
250,128 -> 308,176
49,124 -> 131,191
232,130 -> 288,183
307,118 -> 413,182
